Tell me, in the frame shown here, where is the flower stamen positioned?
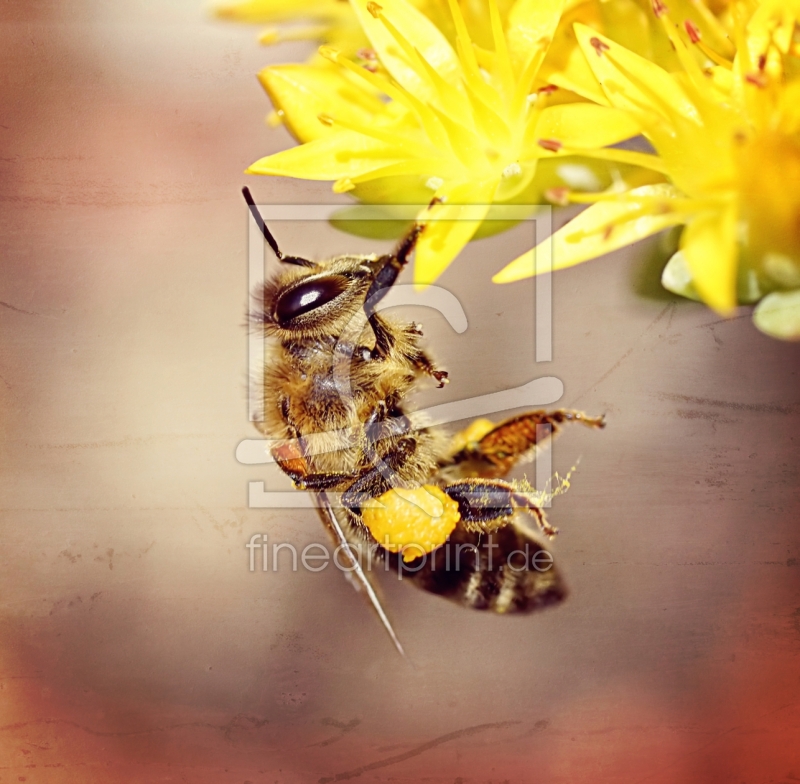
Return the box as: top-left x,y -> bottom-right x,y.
745,72 -> 769,88
545,187 -> 571,206
538,138 -> 563,152
684,20 -> 701,45
590,37 -> 610,57
696,40 -> 732,68
652,0 -> 668,19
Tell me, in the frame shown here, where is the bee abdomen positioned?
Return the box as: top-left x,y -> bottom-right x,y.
389,525 -> 566,614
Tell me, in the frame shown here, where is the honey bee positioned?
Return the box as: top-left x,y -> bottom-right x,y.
243,188 -> 604,654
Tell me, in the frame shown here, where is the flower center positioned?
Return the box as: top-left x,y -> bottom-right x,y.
737,130 -> 800,282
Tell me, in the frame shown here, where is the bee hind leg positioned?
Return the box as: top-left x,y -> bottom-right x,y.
448,409 -> 605,478
442,478 -> 557,538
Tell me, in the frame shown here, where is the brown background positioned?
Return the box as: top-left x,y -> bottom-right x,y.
1,2 -> 800,781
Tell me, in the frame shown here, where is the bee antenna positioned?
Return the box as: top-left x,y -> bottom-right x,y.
242,187 -> 283,260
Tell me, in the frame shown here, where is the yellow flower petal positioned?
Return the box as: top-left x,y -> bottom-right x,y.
680,206 -> 738,315
465,87 -> 512,151
493,183 -> 685,282
414,179 -> 499,287
540,59 -> 607,107
246,131 -> 406,180
536,5 -> 608,106
216,0 -> 345,23
487,0 -> 515,99
573,24 -> 700,126
258,65 -> 384,143
533,103 -> 640,149
506,0 -> 564,73
747,1 -> 800,59
348,0 -> 460,102
596,0 -> 651,60
428,104 -> 487,170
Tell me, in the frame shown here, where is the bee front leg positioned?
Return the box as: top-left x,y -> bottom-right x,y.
364,223 -> 424,313
363,223 -> 424,353
441,478 -> 557,538
406,346 -> 449,387
367,314 -> 448,387
367,313 -> 396,361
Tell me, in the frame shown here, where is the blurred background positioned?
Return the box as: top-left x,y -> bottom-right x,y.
1,1 -> 799,781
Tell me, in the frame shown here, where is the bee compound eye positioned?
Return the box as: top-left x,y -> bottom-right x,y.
274,275 -> 349,325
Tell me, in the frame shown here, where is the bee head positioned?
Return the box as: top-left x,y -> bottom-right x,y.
256,257 -> 378,338
243,187 -> 396,339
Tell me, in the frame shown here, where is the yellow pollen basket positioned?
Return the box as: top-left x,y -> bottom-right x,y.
361,485 -> 461,562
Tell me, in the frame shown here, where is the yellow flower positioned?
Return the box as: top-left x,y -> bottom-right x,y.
217,0 -> 733,68
247,0 -> 646,285
539,0 -> 734,102
494,2 -> 800,338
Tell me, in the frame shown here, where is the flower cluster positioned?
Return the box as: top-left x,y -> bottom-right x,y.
496,0 -> 800,339
242,0 -> 651,285
226,0 -> 800,339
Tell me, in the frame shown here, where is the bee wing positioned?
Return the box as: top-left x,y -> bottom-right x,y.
384,518 -> 567,614
314,491 -> 407,657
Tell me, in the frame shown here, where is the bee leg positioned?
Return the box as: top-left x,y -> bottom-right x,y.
364,222 -> 424,313
364,223 -> 425,316
282,426 -> 417,498
367,312 -> 396,360
314,402 -> 410,498
366,312 -> 448,387
448,410 -> 605,478
279,465 -> 356,492
398,322 -> 448,385
406,347 -> 449,387
363,398 -> 411,443
340,436 -> 418,509
393,221 -> 426,265
363,224 -> 424,354
361,223 -> 448,387
442,478 -> 557,538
